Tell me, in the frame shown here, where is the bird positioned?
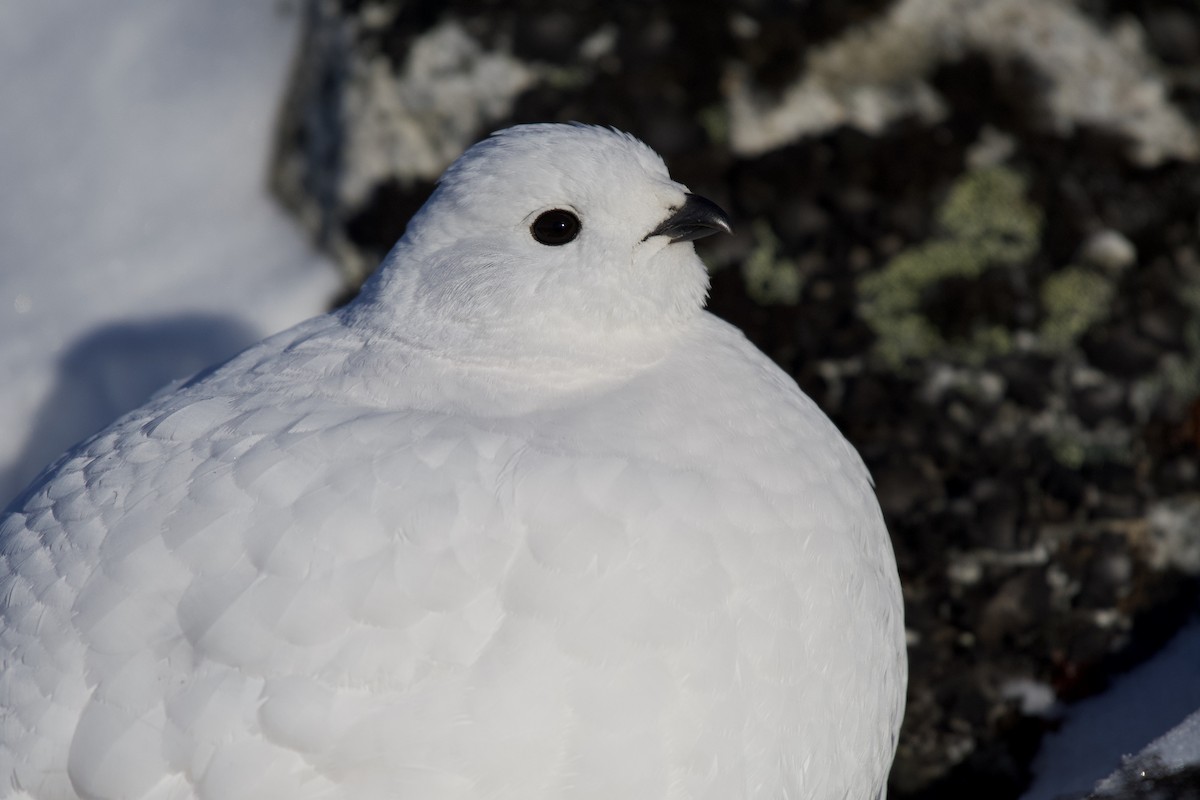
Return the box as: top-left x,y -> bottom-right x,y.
0,123 -> 906,800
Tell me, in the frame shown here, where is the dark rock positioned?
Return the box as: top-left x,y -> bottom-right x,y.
1144,8 -> 1200,67
876,455 -> 946,519
1073,382 -> 1127,427
994,355 -> 1055,408
978,572 -> 1051,650
972,480 -> 1020,551
343,177 -> 433,255
1082,325 -> 1164,378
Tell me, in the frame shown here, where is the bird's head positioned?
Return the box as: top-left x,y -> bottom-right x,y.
349,124 -> 731,359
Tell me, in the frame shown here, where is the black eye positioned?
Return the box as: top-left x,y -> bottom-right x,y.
530,209 -> 581,246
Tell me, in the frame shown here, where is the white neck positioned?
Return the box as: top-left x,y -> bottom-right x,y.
340,237 -> 706,376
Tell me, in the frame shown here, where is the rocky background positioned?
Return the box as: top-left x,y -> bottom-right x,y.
268,0 -> 1200,796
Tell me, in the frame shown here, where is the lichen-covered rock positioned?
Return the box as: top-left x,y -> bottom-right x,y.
272,1 -> 538,280
725,0 -> 1198,166
269,1 -> 1200,796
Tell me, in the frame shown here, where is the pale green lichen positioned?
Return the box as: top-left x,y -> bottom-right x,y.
872,316 -> 942,369
1061,426 -> 1134,467
963,325 -> 1013,365
1039,266 -> 1115,352
937,166 -> 1042,264
1041,411 -> 1134,468
1049,432 -> 1087,470
1133,348 -> 1200,427
742,220 -> 803,305
859,165 -> 1043,368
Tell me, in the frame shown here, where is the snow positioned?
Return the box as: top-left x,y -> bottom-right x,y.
0,0 -> 340,507
1092,707 -> 1200,798
1022,615 -> 1200,799
1135,708 -> 1200,779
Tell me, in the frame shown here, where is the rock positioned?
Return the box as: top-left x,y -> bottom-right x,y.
1080,229 -> 1137,274
1073,381 -> 1127,427
1143,7 -> 1200,67
723,0 -> 1199,166
1081,325 -> 1163,377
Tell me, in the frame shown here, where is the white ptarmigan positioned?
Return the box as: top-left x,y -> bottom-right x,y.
0,124 -> 906,800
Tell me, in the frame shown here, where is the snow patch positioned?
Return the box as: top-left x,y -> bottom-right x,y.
0,0 -> 340,507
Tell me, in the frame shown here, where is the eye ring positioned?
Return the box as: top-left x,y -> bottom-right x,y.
530,209 -> 581,246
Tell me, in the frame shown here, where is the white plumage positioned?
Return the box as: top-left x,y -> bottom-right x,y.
0,124 -> 906,800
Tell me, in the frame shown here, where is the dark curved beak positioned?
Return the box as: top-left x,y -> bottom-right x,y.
644,193 -> 733,243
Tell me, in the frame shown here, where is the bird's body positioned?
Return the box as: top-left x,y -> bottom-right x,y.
0,125 -> 905,800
